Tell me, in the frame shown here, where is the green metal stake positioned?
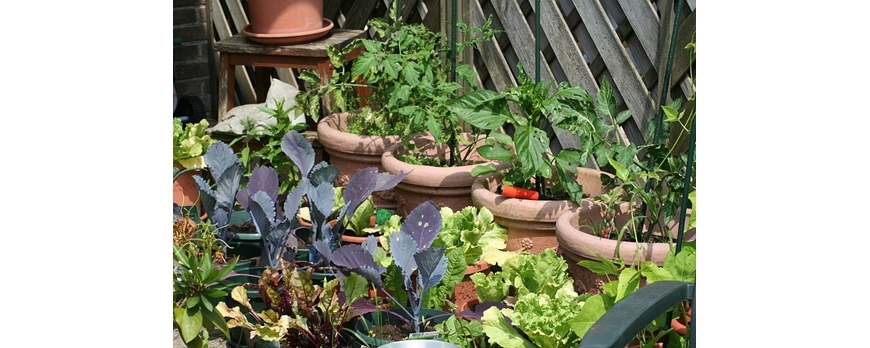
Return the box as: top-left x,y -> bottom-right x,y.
534,0 -> 541,83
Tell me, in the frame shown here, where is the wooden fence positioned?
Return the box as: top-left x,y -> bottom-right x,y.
210,0 -> 695,153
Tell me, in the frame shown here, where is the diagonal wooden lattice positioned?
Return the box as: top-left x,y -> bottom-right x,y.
209,0 -> 695,153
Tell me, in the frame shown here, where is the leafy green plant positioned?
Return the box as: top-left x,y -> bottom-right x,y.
573,243 -> 696,347
593,38 -> 696,244
434,314 -> 489,348
172,228 -> 240,348
297,3 -> 499,167
467,249 -> 588,348
230,98 -> 309,196
434,206 -> 509,267
449,66 -> 633,205
173,118 -> 215,170
216,262 -> 371,347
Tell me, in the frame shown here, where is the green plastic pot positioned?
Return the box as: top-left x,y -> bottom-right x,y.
224,211 -> 264,260
351,308 -> 453,346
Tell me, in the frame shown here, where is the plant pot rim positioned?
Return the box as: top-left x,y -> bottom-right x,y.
381,133 -> 505,187
470,170 -> 606,221
317,112 -> 401,154
555,201 -> 695,264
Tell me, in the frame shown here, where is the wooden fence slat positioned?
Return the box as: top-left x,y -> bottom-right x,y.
343,0 -> 379,29
572,0 -> 656,144
667,10 -> 695,92
211,0 -> 255,114
618,0 -> 660,67
530,0 -> 599,94
470,1 -> 516,93
225,0 -> 249,34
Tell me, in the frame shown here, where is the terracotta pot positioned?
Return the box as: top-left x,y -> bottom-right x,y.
317,112 -> 400,209
247,0 -> 323,35
555,201 -> 696,294
173,162 -> 201,211
381,133 -> 507,217
340,234 -> 383,245
470,168 -> 608,254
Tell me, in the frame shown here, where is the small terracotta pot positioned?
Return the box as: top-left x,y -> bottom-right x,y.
173,162 -> 201,211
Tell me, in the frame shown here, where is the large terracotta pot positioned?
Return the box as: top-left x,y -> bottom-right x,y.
381,133 -> 507,217
247,0 -> 323,35
470,168 -> 608,254
555,201 -> 696,294
317,112 -> 400,209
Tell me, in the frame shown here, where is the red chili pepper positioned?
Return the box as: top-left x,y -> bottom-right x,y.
496,185 -> 540,200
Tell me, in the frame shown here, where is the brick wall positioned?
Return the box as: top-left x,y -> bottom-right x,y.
173,0 -> 214,120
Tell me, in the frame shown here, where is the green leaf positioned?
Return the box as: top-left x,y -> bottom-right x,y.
569,294 -> 606,338
186,294 -> 200,309
639,261 -> 673,283
481,307 -> 537,348
607,156 -> 630,182
514,125 -> 550,180
342,273 -> 370,306
201,306 -> 231,340
176,306 -> 203,344
351,53 -> 378,79
477,144 -> 515,163
662,105 -> 681,123
615,109 -> 633,124
402,61 -> 421,85
382,55 -> 401,80
470,164 -> 498,177
451,90 -> 511,130
614,268 -> 640,302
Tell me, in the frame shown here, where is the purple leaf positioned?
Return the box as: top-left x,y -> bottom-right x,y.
459,301 -> 508,322
361,235 -> 378,256
248,191 -> 275,237
282,178 -> 309,226
281,131 -> 315,177
331,244 -> 385,287
389,231 -> 418,279
415,246 -> 447,290
402,201 -> 442,250
203,141 -> 238,180
248,166 -> 279,203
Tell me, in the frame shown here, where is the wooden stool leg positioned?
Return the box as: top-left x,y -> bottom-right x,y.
218,53 -> 230,122
254,67 -> 272,104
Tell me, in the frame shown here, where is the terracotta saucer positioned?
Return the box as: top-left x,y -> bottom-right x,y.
242,18 -> 334,46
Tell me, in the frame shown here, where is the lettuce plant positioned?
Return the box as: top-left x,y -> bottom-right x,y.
173,118 -> 214,169
436,206 -> 508,266
327,201 -> 448,333
467,249 -> 589,347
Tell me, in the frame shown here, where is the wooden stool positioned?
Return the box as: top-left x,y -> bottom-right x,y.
213,29 -> 366,122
